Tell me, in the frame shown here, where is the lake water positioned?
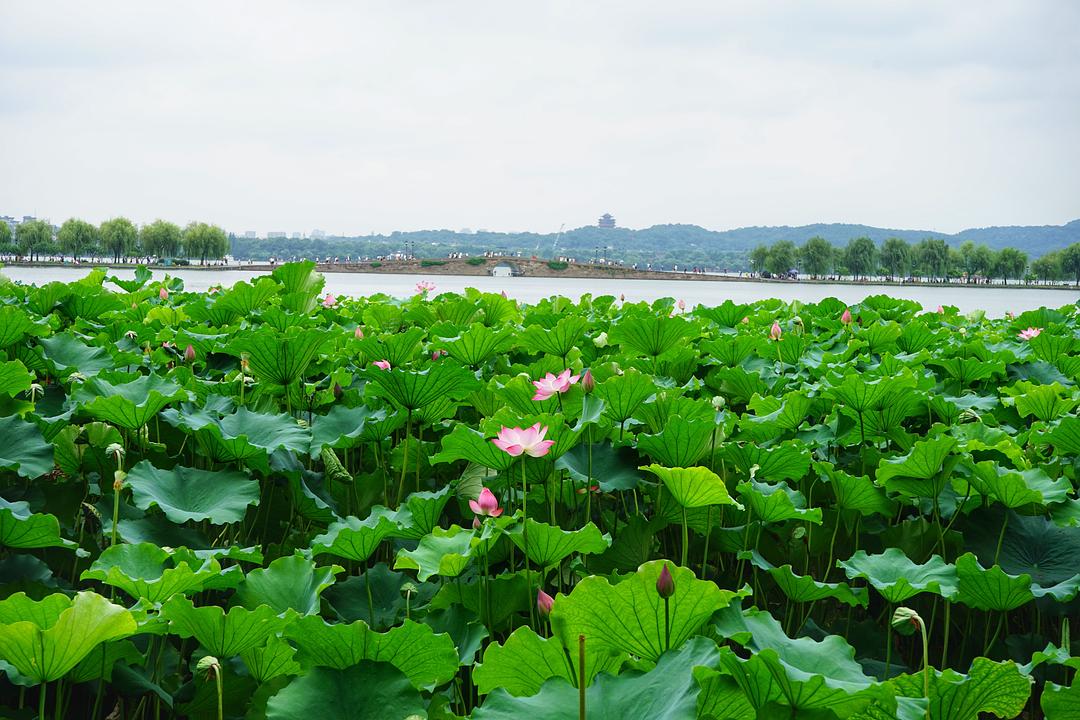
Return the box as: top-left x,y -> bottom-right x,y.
3,265 -> 1076,317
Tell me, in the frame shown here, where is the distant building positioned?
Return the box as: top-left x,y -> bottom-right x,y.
311,229 -> 327,239
243,231 -> 257,239
598,213 -> 616,229
267,231 -> 286,239
290,232 -> 303,239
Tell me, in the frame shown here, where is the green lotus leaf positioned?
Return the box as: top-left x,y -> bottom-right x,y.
1006,380 -> 1076,422
39,333 -> 114,377
0,415 -> 55,478
929,357 -> 1006,386
68,639 -> 144,684
125,460 -> 259,525
636,415 -> 714,468
1047,416 -> 1080,454
518,315 -> 589,357
311,508 -> 400,562
609,312 -> 697,358
74,374 -> 188,431
0,497 -> 75,550
874,436 -> 958,497
0,306 -> 37,348
161,596 -> 286,656
953,552 -> 1035,611
555,441 -> 645,492
270,260 -> 325,313
285,615 -> 458,689
814,461 -> 895,517
550,560 -> 747,662
739,391 -> 813,442
722,441 -> 811,483
693,665 -> 757,720
229,326 -> 327,387
713,605 -> 893,715
1042,680 -> 1080,720
889,657 -> 1031,720
965,509 -> 1080,595
594,368 -> 656,424
307,404 -> 384,457
966,461 -> 1070,509
825,373 -> 893,413
80,543 -> 226,603
368,361 -> 481,411
737,480 -> 823,524
432,424 -> 518,471
213,276 -> 282,317
234,554 -> 343,616
439,322 -> 516,366
837,548 -> 958,603
0,359 -> 33,398
240,635 -> 302,684
394,525 -> 481,582
186,407 -> 312,470
642,464 -> 743,509
428,572 -> 530,630
391,486 -> 452,540
265,661 -> 424,720
473,625 -> 626,697
472,636 -> 718,720
506,519 -> 611,567
0,591 -> 137,683
740,550 -> 868,607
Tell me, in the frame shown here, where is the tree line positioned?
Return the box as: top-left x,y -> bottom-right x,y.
750,236 -> 1080,286
0,218 -> 229,265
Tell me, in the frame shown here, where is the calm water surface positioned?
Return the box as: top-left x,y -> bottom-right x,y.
4,266 -> 1077,317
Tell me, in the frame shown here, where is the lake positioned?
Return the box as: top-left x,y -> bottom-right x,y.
3,265 -> 1076,317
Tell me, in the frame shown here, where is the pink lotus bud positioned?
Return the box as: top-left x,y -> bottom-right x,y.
354,326 -> 364,339
841,308 -> 852,325
769,321 -> 783,341
184,344 -> 196,363
581,369 -> 595,393
936,305 -> 944,314
537,589 -> 555,617
677,299 -> 686,312
432,349 -> 447,361
373,360 -> 391,371
159,287 -> 169,300
656,563 -> 675,599
741,316 -> 749,324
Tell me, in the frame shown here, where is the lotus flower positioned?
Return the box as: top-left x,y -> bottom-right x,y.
581,368 -> 595,393
183,344 -> 196,363
468,487 -> 503,524
656,563 -> 675,599
354,326 -> 364,339
491,423 -> 555,458
537,589 -> 555,617
159,287 -> 169,300
677,299 -> 686,312
769,321 -> 783,341
741,316 -> 749,324
322,293 -> 337,308
532,368 -> 580,401
416,280 -> 436,295
432,349 -> 448,361
936,305 -> 944,314
372,359 -> 391,370
841,308 -> 852,325
1018,327 -> 1042,341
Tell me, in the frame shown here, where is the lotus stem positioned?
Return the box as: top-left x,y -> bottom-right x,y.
39,683 -> 46,720
680,507 -> 689,568
663,595 -> 671,652
578,634 -> 586,720
523,460 -> 535,629
993,512 -> 1009,567
396,410 -> 412,507
701,506 -> 712,579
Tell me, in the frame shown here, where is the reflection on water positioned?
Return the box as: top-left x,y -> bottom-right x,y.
3,265 -> 1077,317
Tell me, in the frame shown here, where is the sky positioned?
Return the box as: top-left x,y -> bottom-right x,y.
1,1 -> 1078,236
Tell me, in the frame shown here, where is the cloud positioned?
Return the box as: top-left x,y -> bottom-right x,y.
0,0 -> 1076,235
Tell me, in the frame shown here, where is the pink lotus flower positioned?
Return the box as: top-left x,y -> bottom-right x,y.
354,326 -> 364,339
576,484 -> 600,495
372,359 -> 391,370
677,299 -> 686,312
841,308 -> 852,325
741,316 -> 749,324
415,280 -> 436,295
184,344 -> 196,363
769,321 -> 783,341
162,341 -> 175,349
432,349 -> 448,361
322,293 -> 337,308
159,287 -> 169,300
501,290 -> 508,299
468,487 -> 503,526
532,368 -> 580,401
1018,327 -> 1042,341
537,589 -> 555,617
491,423 -> 555,458
936,305 -> 944,314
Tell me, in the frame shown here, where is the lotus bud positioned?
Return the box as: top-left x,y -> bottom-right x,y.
581,368 -> 595,393
677,299 -> 686,312
841,308 -> 852,325
711,395 -> 725,410
769,321 -> 783,341
891,606 -> 923,634
184,344 -> 196,363
537,589 -> 555,618
741,316 -> 749,324
373,359 -> 391,370
159,287 -> 169,300
106,443 -> 125,462
333,383 -> 343,400
240,355 -> 250,372
936,305 -> 944,314
656,563 -> 675,599
619,294 -> 625,302
354,326 -> 364,339
593,331 -> 609,348
196,655 -> 221,681
112,469 -> 126,492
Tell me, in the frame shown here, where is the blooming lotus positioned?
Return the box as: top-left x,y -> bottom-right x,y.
1018,327 -> 1042,341
841,308 -> 852,325
537,589 -> 555,617
372,359 -> 391,370
769,321 -> 783,341
468,487 -> 503,529
416,280 -> 436,295
491,423 -> 555,458
532,368 -> 580,401
159,287 -> 169,300
322,293 -> 337,308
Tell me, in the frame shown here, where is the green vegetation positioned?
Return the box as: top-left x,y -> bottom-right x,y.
466,256 -> 488,266
421,259 -> 448,267
547,260 -> 569,271
1,263 -> 1079,718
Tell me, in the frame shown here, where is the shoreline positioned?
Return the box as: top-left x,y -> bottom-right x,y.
3,258 -> 1077,292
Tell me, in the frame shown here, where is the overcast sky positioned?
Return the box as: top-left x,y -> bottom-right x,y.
1,1 -> 1077,235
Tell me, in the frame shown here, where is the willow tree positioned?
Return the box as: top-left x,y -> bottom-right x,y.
100,217 -> 139,263
182,222 -> 229,265
57,218 -> 99,262
15,219 -> 53,261
141,220 -> 183,259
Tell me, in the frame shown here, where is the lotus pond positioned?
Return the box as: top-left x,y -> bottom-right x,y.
1,262 -> 1078,719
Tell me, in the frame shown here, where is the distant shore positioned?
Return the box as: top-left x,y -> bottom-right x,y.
3,258 -> 1077,291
